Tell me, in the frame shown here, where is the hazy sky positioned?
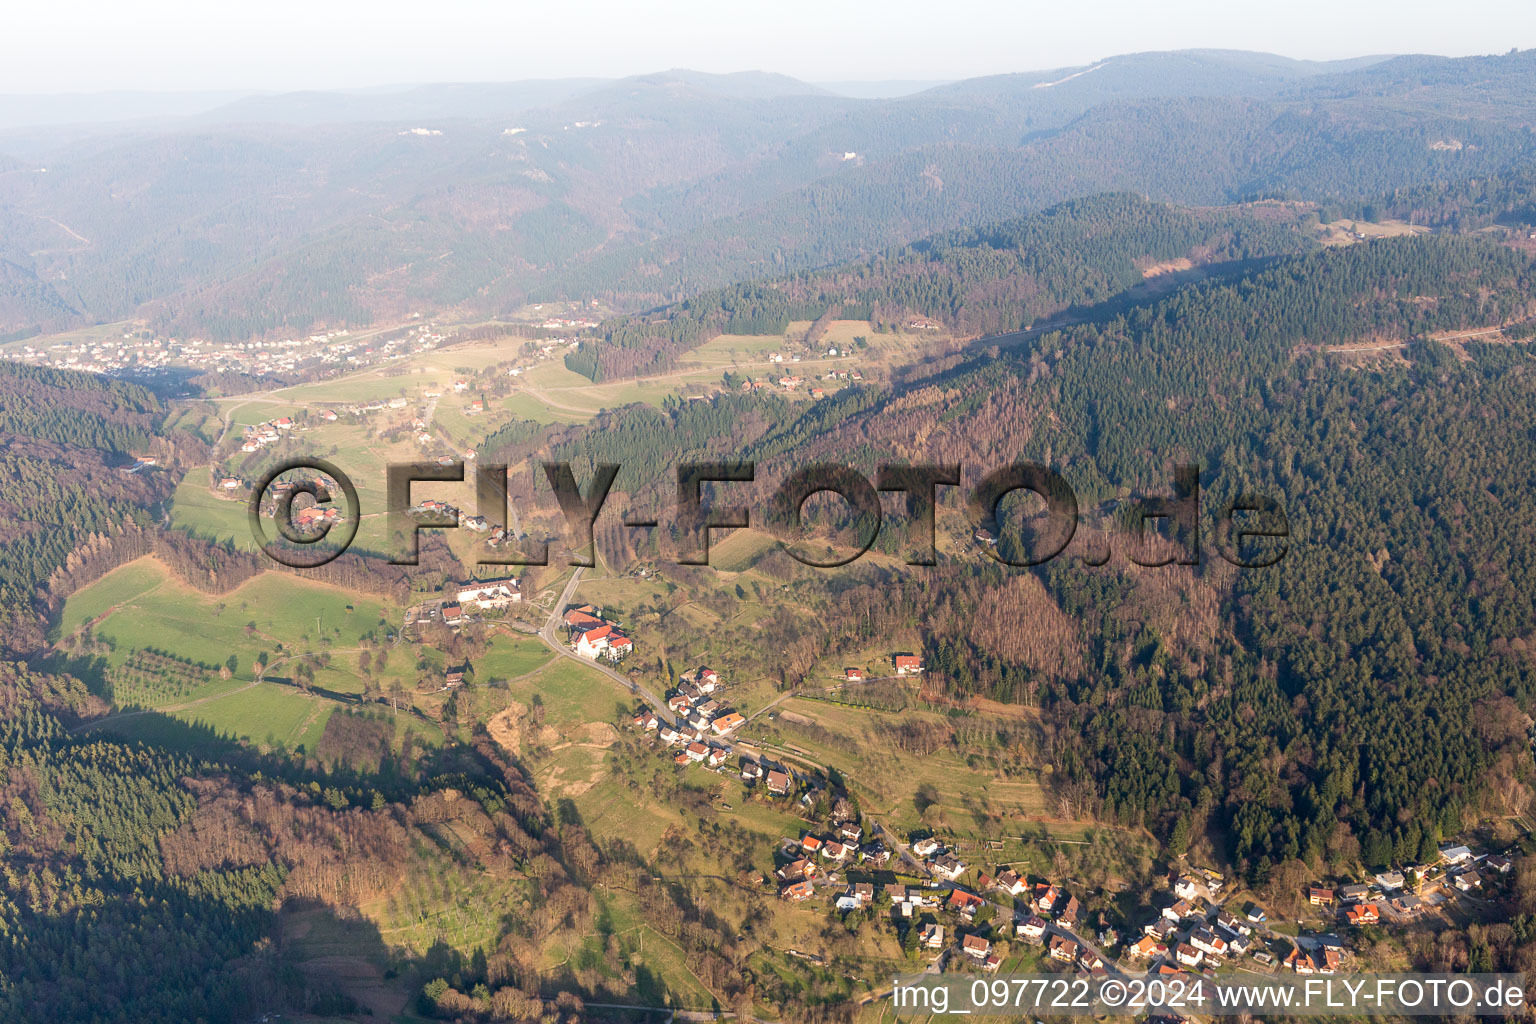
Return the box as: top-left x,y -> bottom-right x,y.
7,0 -> 1536,93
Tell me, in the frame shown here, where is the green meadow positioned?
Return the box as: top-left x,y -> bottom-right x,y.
57,558 -> 437,752
169,468 -> 261,550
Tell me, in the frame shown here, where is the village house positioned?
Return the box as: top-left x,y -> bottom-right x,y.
766,770 -> 792,796
1346,903 -> 1381,925
1173,875 -> 1201,901
893,653 -> 924,675
1048,935 -> 1077,962
920,924 -> 944,949
996,869 -> 1027,896
961,934 -> 992,960
947,890 -> 984,916
711,712 -> 746,735
1338,883 -> 1370,903
441,602 -> 464,626
861,842 -> 891,866
1163,899 -> 1194,923
1309,885 -> 1336,906
780,879 -> 814,901
1215,909 -> 1250,936
777,858 -> 817,882
931,854 -> 966,880
1129,935 -> 1165,960
844,667 -> 864,681
1189,928 -> 1227,958
821,841 -> 850,863
911,836 -> 943,858
1016,915 -> 1047,941
563,605 -> 605,630
1057,894 -> 1080,925
1174,943 -> 1204,968
684,742 -> 709,763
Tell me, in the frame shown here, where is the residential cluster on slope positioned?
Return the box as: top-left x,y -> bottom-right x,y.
404,496 -> 523,548
632,665 -> 748,770
1129,842 -> 1516,980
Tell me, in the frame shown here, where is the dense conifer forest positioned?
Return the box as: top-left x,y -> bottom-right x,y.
565,194 -> 1318,381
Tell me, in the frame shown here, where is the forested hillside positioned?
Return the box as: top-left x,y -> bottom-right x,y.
499,231 -> 1536,881
566,193 -> 1317,380
0,363 -> 182,651
0,661 -> 599,1023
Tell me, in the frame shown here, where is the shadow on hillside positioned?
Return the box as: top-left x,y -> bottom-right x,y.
75,705 -> 251,759
279,896 -> 416,1020
958,252 -> 1290,357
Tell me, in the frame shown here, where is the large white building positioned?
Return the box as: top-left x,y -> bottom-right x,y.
456,578 -> 521,610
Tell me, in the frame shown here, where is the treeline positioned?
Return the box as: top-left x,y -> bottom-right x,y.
564,194 -> 1317,381
1340,168 -> 1536,231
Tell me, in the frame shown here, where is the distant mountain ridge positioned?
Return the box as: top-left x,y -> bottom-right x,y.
2,48 -> 1534,341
